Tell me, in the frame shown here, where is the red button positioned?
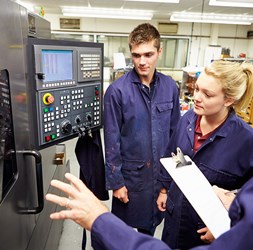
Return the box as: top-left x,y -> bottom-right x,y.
45,135 -> 51,142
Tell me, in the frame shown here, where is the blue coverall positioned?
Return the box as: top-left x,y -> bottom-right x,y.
104,68 -> 180,232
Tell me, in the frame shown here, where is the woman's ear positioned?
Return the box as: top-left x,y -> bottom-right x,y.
224,97 -> 234,107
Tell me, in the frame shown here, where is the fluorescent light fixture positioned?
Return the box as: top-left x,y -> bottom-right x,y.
127,0 -> 180,3
209,0 -> 253,8
170,12 -> 253,25
61,6 -> 153,20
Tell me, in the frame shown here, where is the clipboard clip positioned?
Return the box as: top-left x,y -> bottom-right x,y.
171,147 -> 192,168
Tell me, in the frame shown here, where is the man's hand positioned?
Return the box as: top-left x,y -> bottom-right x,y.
156,189 -> 167,212
45,173 -> 109,231
113,186 -> 129,203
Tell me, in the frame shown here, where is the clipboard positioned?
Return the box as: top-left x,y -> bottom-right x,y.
160,155 -> 231,238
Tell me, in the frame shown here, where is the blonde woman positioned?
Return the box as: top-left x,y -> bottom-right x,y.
157,60 -> 253,249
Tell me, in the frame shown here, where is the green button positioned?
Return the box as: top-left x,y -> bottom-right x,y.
44,107 -> 49,113
51,134 -> 56,140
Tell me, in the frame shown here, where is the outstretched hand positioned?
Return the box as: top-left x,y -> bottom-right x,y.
45,173 -> 109,231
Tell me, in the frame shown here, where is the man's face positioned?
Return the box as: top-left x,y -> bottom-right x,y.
130,40 -> 162,81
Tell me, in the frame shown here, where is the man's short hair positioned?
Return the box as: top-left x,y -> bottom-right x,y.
128,23 -> 160,51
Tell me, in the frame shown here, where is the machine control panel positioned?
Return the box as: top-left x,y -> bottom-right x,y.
28,38 -> 104,148
38,84 -> 101,145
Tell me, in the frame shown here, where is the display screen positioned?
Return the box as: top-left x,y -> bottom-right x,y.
42,49 -> 73,82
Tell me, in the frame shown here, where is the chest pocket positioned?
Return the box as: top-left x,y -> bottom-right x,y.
198,163 -> 239,189
122,160 -> 145,192
156,102 -> 173,132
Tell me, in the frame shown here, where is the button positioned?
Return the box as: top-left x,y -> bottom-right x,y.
46,94 -> 54,104
45,135 -> 51,142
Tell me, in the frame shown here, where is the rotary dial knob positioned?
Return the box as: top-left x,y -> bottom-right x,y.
61,120 -> 72,134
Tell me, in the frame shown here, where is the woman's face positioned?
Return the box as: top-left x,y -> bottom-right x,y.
193,71 -> 232,117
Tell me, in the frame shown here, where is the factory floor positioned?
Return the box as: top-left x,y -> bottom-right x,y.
57,136 -> 164,250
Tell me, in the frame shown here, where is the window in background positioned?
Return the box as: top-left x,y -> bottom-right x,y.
97,35 -> 130,67
97,35 -> 189,69
51,33 -> 94,42
50,32 -> 189,69
158,38 -> 189,68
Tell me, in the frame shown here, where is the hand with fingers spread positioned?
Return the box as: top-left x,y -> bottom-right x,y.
45,173 -> 109,231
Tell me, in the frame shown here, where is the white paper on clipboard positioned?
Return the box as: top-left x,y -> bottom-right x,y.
160,156 -> 231,239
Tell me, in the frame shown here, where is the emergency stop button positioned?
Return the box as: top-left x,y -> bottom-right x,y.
43,93 -> 55,105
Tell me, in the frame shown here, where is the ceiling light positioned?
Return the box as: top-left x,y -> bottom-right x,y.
170,12 -> 253,25
61,7 -> 153,20
127,0 -> 180,3
209,0 -> 253,8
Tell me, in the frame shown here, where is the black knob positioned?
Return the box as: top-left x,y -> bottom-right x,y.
75,116 -> 81,124
86,114 -> 92,121
61,120 -> 72,134
37,73 -> 45,80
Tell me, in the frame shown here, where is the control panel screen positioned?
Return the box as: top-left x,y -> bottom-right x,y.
42,49 -> 73,82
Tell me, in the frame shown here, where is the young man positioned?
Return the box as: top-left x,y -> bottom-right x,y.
103,23 -> 180,235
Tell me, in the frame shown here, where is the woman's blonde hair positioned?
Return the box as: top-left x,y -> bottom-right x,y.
205,60 -> 253,112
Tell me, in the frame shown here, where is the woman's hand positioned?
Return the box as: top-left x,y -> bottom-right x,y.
213,185 -> 236,210
197,227 -> 215,243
